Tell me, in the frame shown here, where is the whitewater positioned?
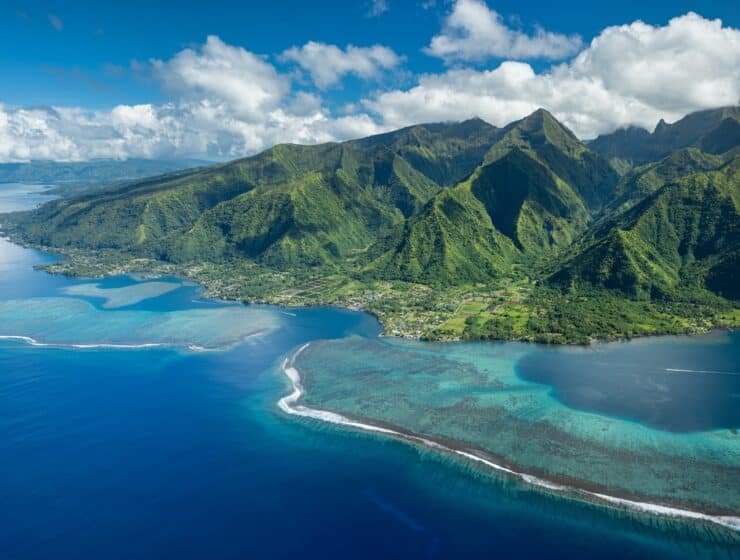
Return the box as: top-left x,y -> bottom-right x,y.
279,343 -> 740,533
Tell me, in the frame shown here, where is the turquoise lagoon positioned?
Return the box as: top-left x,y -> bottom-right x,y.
292,335 -> 740,516
1,184 -> 739,559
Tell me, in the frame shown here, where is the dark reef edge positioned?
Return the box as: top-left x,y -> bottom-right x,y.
279,344 -> 740,540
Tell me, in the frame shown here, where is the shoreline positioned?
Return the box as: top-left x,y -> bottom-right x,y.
3,228 -> 739,534
278,343 -> 740,534
21,260 -> 738,347
0,331 -> 267,352
1,230 -> 735,347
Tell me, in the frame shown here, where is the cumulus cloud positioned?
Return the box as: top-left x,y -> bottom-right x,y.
0,37 -> 384,162
153,36 -> 289,121
368,12 -> 740,138
281,42 -> 403,88
567,12 -> 740,115
426,0 -> 583,62
0,100 -> 382,163
0,13 -> 738,162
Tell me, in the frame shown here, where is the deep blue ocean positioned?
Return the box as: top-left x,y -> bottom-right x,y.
0,184 -> 738,559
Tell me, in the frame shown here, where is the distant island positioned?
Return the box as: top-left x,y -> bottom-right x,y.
2,106 -> 738,344
0,158 -> 210,196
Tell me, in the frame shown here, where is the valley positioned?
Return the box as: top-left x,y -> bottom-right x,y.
2,106 -> 738,344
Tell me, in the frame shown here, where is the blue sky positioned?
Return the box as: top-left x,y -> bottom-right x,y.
1,0 -> 738,161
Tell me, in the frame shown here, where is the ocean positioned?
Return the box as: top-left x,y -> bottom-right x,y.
0,184 -> 737,559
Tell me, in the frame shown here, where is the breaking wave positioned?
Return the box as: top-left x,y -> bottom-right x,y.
279,344 -> 740,533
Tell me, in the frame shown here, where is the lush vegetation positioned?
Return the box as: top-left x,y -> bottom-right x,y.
2,106 -> 738,343
552,158 -> 740,299
589,105 -> 739,166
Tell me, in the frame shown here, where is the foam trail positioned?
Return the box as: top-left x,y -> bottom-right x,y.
0,335 -> 166,350
665,368 -> 740,376
0,335 -> 40,345
279,344 -> 740,533
0,333 -> 265,352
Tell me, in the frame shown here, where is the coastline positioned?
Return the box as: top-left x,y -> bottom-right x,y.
0,199 -> 736,347
3,222 -> 739,537
8,248 -> 740,347
0,332 -> 267,352
278,343 -> 740,535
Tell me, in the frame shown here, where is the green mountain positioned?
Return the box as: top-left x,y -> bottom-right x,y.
551,157 -> 740,299
6,119 -> 501,270
589,106 -> 740,166
366,182 -> 519,284
604,147 -> 729,214
492,109 -> 619,211
3,106 -> 738,343
367,110 -> 617,284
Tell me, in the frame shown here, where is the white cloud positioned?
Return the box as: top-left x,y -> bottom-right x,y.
567,12 -> 740,114
426,0 -> 583,62
367,0 -> 389,18
0,13 -> 737,162
0,106 -> 75,161
153,36 -> 289,121
282,42 -> 403,88
0,101 -> 383,163
0,37 -> 384,163
367,12 -> 740,138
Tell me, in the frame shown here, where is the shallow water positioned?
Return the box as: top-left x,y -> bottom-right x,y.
295,336 -> 740,514
0,184 -> 738,559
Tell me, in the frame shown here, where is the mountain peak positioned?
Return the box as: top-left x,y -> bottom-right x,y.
532,107 -> 555,118
590,106 -> 740,165
519,107 -> 558,126
504,108 -> 581,153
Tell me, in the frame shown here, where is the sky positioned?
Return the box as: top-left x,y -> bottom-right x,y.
1,0 -> 739,162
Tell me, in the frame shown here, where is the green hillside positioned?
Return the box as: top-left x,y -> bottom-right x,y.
551,158 -> 740,298
8,119 -> 502,269
491,109 -> 619,210
367,183 -> 519,284
2,107 -> 738,344
368,109 -> 616,284
604,148 -> 728,214
590,106 -> 740,166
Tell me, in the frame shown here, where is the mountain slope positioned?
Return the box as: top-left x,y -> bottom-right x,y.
491,109 -> 619,211
8,111 -> 616,282
551,157 -> 740,298
367,183 -> 519,284
604,148 -> 728,214
590,106 -> 740,166
363,110 -> 616,283
7,119 -> 503,268
3,107 -> 737,344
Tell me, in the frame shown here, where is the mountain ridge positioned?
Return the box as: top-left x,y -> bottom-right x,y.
2,106 -> 738,343
589,106 -> 740,167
